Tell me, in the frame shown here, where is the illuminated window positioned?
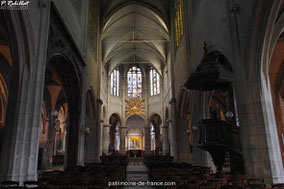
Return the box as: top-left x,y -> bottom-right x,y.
127,67 -> 142,98
175,0 -> 184,47
150,67 -> 160,96
111,68 -> 119,96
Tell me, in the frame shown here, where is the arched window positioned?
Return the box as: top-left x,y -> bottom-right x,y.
150,67 -> 160,96
127,67 -> 142,98
175,0 -> 184,47
110,68 -> 119,96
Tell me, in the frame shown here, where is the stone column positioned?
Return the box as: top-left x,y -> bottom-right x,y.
0,1 -> 51,182
47,115 -> 56,169
77,68 -> 86,166
189,91 -> 214,169
144,126 -> 151,156
176,117 -> 193,163
102,124 -> 111,155
119,125 -> 126,155
161,124 -> 170,155
95,99 -> 103,161
40,120 -> 50,170
169,98 -> 178,159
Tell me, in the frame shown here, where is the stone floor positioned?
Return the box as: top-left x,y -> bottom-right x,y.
124,158 -> 153,189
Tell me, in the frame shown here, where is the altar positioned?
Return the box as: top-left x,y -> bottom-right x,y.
128,136 -> 141,150
129,150 -> 142,157
125,124 -> 144,152
126,132 -> 144,151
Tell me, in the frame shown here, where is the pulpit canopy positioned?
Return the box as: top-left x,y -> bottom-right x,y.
185,50 -> 234,91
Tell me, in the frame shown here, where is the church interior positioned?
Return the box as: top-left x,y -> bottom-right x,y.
0,0 -> 284,188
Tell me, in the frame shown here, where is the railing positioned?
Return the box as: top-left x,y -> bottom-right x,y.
198,119 -> 241,154
197,119 -> 244,173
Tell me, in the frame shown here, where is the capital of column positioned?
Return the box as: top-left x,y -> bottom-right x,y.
103,124 -> 111,128
167,119 -> 173,124
161,125 -> 168,129
96,98 -> 103,105
119,125 -> 127,129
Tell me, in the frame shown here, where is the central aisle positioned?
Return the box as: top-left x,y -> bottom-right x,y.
124,157 -> 153,189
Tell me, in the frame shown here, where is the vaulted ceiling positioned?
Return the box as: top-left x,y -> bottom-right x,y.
101,0 -> 170,75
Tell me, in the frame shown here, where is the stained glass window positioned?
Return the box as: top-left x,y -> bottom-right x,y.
150,67 -> 160,96
175,0 -> 184,47
111,68 -> 119,96
127,67 -> 142,98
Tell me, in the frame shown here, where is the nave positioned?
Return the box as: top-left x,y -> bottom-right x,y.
2,155 -> 284,189
1,0 -> 284,188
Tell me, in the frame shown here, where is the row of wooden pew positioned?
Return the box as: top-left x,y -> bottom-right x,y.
39,155 -> 128,188
144,156 -> 284,189
1,155 -> 128,188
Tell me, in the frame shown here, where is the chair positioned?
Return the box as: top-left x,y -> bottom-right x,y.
24,181 -> 44,188
199,182 -> 217,189
220,186 -> 243,189
247,178 -> 264,184
178,183 -> 198,189
273,183 -> 284,188
246,178 -> 265,188
1,181 -> 20,188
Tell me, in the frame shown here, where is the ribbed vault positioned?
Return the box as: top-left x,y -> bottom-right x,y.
102,2 -> 169,75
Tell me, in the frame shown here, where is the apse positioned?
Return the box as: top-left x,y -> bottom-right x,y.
269,36 -> 284,167
126,115 -> 145,150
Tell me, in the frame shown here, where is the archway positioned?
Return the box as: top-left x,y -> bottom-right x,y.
176,88 -> 192,163
0,9 -> 35,181
38,53 -> 82,170
126,115 -> 145,155
0,51 -> 11,159
149,114 -> 162,154
269,37 -> 284,166
251,2 -> 284,183
40,5 -> 85,169
109,114 -> 121,155
0,12 -> 14,167
38,66 -> 69,170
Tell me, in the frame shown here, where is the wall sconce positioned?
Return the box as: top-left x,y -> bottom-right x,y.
42,110 -> 59,134
186,129 -> 191,136
225,111 -> 234,118
85,127 -> 90,135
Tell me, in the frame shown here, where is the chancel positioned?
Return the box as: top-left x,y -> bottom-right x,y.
0,0 -> 284,188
